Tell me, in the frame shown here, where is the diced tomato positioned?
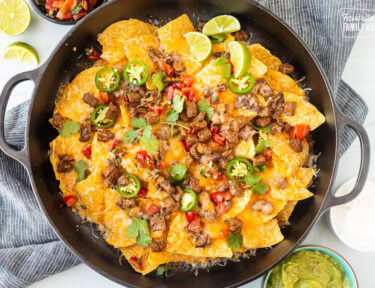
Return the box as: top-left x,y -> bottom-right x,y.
56,9 -> 73,20
215,202 -> 227,216
136,151 -> 154,170
220,227 -> 230,238
129,256 -> 142,271
60,0 -> 76,12
157,61 -> 174,76
182,87 -> 195,102
166,86 -> 175,101
86,47 -> 101,60
185,212 -> 197,223
62,195 -> 77,207
52,0 -> 65,8
289,124 -> 311,141
188,218 -> 202,233
81,0 -> 88,10
138,187 -> 148,198
210,191 -> 231,203
172,82 -> 185,90
261,148 -> 273,162
108,139 -> 120,152
146,204 -> 160,215
149,103 -> 164,115
73,10 -> 87,20
182,75 -> 193,87
182,138 -> 191,152
208,122 -> 220,135
99,92 -> 109,103
213,133 -> 226,146
81,144 -> 92,159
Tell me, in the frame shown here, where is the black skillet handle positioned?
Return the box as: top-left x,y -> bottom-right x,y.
0,68 -> 42,169
321,106 -> 370,212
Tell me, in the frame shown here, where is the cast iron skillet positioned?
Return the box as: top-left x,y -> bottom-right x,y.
0,0 -> 370,287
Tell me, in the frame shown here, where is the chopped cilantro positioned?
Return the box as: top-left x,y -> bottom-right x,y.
253,162 -> 268,173
197,99 -> 214,119
140,134 -> 159,154
124,117 -> 159,154
252,182 -> 268,194
156,264 -> 168,276
255,139 -> 270,155
165,110 -> 179,122
244,173 -> 261,188
131,118 -> 147,128
227,232 -> 243,249
59,120 -> 80,137
124,129 -> 141,143
152,72 -> 167,93
252,125 -> 271,133
172,94 -> 184,114
74,160 -> 89,183
126,217 -> 152,247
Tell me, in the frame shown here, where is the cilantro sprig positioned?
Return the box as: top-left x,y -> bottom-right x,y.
197,99 -> 214,119
126,217 -> 152,247
255,138 -> 270,155
124,118 -> 159,153
252,125 -> 271,133
152,71 -> 167,93
215,57 -> 232,78
74,160 -> 89,183
59,120 -> 80,137
166,94 -> 185,122
227,232 -> 243,249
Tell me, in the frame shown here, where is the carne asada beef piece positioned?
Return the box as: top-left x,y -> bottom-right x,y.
278,63 -> 294,74
144,111 -> 160,124
256,78 -> 274,98
186,176 -> 201,193
117,174 -> 130,186
283,101 -> 296,116
270,121 -> 284,135
197,127 -> 212,142
116,196 -> 136,209
213,51 -> 230,59
151,240 -> 167,252
272,176 -> 288,189
79,123 -> 92,142
102,165 -> 121,188
185,101 -> 198,118
268,92 -> 284,120
105,102 -> 119,121
217,183 -> 229,192
253,155 -> 266,167
57,154 -> 75,173
195,233 -> 211,248
185,134 -> 198,146
158,125 -> 171,140
200,152 -> 221,164
83,92 -> 99,107
234,29 -> 249,41
172,186 -> 184,202
97,130 -> 114,142
52,113 -> 65,130
150,214 -> 166,232
289,138 -> 303,152
156,175 -> 176,195
224,130 -> 239,145
234,95 -> 259,111
229,180 -> 244,197
229,218 -> 242,234
197,143 -> 212,155
164,76 -> 184,84
127,91 -> 141,103
230,116 -> 249,132
189,143 -> 200,160
255,116 -> 271,128
238,125 -> 256,141
160,196 -> 179,215
198,208 -> 218,222
172,52 -> 185,72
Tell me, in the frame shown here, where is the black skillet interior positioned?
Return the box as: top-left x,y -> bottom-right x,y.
27,0 -> 336,287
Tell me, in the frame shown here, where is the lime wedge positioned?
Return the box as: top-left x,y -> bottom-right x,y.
2,42 -> 39,65
202,15 -> 241,36
0,0 -> 31,36
184,31 -> 212,62
228,41 -> 251,78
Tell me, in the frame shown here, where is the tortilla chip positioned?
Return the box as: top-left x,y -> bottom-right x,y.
224,189 -> 252,219
263,69 -> 305,96
282,92 -> 325,130
277,200 -> 298,222
55,67 -> 102,123
212,35 -> 234,54
248,56 -> 268,79
234,139 -> 256,160
98,19 -> 157,64
296,167 -> 316,187
167,212 -> 232,258
157,14 -> 201,74
120,246 -> 156,275
193,58 -> 225,95
241,219 -> 284,249
248,44 -> 282,70
270,177 -> 313,201
104,188 -> 135,248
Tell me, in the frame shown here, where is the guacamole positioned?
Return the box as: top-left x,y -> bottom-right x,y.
267,250 -> 351,288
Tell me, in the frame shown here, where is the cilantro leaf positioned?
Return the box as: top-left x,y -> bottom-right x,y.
252,125 -> 271,133
253,162 -> 268,173
124,129 -> 141,143
140,134 -> 159,154
252,182 -> 268,194
255,139 -> 270,154
215,57 -> 229,66
142,125 -> 152,139
59,120 -> 80,137
227,232 -> 243,249
156,264 -> 168,276
209,34 -> 227,44
131,118 -> 146,128
165,110 -> 179,122
74,160 -> 89,183
126,217 -> 152,247
172,94 -> 184,114
244,173 -> 261,188
152,72 -> 167,93
221,63 -> 232,79
197,99 -> 214,119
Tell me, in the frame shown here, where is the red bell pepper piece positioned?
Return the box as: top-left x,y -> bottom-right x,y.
213,133 -> 226,146
157,61 -> 174,76
146,204 -> 160,215
86,47 -> 101,60
72,10 -> 87,20
45,0 -> 57,10
136,151 -> 154,170
56,9 -> 73,20
52,0 -> 65,9
220,227 -> 230,238
108,139 -> 120,152
261,147 -> 273,162
187,218 -> 202,233
129,256 -> 142,271
81,144 -> 92,159
181,138 -> 191,152
289,124 -> 311,141
182,87 -> 195,102
182,75 -> 193,87
149,103 -> 164,115
185,212 -> 197,223
99,92 -> 109,103
62,195 -> 77,207
166,86 -> 174,101
138,187 -> 148,198
208,122 -> 220,135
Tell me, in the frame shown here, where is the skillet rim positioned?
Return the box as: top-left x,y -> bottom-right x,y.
24,0 -> 339,286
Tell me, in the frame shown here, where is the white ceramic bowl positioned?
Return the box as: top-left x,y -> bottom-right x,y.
329,176 -> 375,252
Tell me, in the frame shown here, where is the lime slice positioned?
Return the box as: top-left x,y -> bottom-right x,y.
0,0 -> 31,36
202,15 -> 241,36
228,41 -> 251,78
2,42 -> 39,65
184,31 -> 212,62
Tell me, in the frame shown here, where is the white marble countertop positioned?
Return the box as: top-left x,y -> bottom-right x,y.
0,2 -> 374,287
